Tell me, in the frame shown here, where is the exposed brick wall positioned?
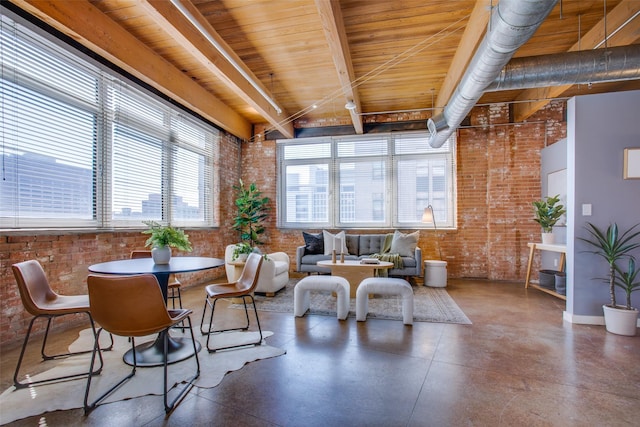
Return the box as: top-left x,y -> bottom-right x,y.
252,102 -> 566,281
1,102 -> 566,349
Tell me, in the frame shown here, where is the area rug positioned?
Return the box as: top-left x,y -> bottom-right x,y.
237,280 -> 472,324
0,328 -> 285,425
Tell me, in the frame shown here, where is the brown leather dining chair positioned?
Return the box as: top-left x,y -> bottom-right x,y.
200,252 -> 264,352
130,250 -> 183,309
11,260 -> 112,389
84,273 -> 200,415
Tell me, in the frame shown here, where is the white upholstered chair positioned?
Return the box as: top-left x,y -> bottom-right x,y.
224,244 -> 290,296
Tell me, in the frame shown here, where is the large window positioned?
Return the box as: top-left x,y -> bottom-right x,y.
277,132 -> 456,229
0,11 -> 218,230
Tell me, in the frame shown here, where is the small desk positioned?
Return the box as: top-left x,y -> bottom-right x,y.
524,243 -> 566,300
317,260 -> 394,297
89,256 -> 224,366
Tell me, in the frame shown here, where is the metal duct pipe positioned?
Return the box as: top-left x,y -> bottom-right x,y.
428,0 -> 558,148
487,44 -> 640,91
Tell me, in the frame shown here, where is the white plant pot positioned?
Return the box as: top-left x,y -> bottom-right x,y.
541,232 -> 554,244
151,246 -> 172,264
602,305 -> 638,336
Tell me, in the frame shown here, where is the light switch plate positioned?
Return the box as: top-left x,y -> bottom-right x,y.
582,204 -> 592,216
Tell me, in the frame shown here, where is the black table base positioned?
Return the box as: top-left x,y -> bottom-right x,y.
123,331 -> 201,367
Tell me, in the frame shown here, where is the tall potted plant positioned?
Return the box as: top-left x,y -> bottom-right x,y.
579,222 -> 640,336
142,220 -> 192,264
232,179 -> 270,254
532,194 -> 566,244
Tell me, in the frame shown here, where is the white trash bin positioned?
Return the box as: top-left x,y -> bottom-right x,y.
424,260 -> 447,287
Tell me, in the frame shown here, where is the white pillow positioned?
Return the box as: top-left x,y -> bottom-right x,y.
322,230 -> 348,255
390,230 -> 419,257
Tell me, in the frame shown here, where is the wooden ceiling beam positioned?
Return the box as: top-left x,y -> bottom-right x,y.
10,0 -> 252,139
315,0 -> 363,134
513,0 -> 640,122
141,0 -> 293,139
435,0 -> 492,113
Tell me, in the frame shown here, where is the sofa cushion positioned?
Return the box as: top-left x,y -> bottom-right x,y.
322,230 -> 348,255
390,230 -> 419,257
273,261 -> 289,275
358,234 -> 387,256
303,232 -> 324,255
346,234 -> 359,256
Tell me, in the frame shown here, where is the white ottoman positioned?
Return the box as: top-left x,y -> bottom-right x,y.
294,276 -> 350,320
356,278 -> 414,325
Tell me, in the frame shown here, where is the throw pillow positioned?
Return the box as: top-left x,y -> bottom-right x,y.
302,232 -> 324,255
390,230 -> 419,257
322,230 -> 348,255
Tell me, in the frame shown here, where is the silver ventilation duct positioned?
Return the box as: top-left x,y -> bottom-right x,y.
428,0 -> 558,148
487,44 -> 640,91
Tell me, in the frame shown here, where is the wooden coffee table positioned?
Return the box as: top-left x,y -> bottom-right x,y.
317,260 -> 394,297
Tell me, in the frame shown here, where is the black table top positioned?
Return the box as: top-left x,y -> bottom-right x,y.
88,256 -> 224,276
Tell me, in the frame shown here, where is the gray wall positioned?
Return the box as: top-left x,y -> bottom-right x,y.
567,90 -> 640,319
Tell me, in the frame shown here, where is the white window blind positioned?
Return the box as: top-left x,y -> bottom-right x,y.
277,132 -> 456,229
0,10 -> 218,230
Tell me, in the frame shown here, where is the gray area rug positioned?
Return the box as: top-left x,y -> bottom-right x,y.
0,329 -> 285,425
238,279 -> 472,324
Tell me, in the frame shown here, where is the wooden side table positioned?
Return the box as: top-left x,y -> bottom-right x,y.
524,242 -> 567,300
226,260 -> 246,282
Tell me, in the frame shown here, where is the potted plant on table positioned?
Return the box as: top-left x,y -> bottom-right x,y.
532,194 -> 566,244
142,220 -> 192,264
231,242 -> 253,262
579,222 -> 640,336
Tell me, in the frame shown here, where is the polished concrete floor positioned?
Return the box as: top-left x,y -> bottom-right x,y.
1,277 -> 639,426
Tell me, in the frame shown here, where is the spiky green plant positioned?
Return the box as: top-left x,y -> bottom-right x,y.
579,223 -> 640,307
614,257 -> 640,310
142,220 -> 192,252
532,195 -> 566,233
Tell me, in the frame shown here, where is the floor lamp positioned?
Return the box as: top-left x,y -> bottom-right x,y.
422,205 -> 442,260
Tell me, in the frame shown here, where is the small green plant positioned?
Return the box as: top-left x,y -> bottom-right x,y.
614,257 -> 640,310
579,222 -> 640,308
142,220 -> 192,252
233,179 -> 270,247
532,195 -> 566,233
231,242 -> 253,261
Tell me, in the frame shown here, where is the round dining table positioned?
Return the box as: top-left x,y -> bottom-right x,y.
89,256 -> 224,367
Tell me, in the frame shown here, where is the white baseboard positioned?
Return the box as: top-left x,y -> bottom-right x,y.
563,311 -> 640,327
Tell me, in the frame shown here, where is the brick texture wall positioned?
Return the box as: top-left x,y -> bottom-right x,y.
0,101 -> 566,348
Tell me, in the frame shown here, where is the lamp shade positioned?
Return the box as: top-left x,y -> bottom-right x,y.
421,206 -> 434,224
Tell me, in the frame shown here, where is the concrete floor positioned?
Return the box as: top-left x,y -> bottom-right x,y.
1,277 -> 639,426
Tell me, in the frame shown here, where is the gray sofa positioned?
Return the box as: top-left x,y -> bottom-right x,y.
296,233 -> 422,278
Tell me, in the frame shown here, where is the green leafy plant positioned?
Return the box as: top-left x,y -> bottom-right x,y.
579,222 -> 640,308
532,194 -> 566,233
231,242 -> 253,261
232,179 -> 270,247
142,220 -> 193,252
614,257 -> 640,310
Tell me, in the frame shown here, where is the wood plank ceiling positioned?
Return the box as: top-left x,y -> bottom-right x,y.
7,0 -> 640,141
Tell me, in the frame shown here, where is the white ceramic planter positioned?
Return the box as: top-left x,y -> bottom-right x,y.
541,232 -> 554,244
151,246 -> 171,264
602,305 -> 638,336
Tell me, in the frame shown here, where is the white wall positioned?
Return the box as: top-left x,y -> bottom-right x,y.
566,90 -> 640,324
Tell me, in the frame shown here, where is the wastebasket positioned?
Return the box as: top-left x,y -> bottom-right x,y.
424,260 -> 447,287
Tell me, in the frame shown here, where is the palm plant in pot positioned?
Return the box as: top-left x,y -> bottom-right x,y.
579,222 -> 640,336
142,220 -> 192,264
532,194 -> 566,244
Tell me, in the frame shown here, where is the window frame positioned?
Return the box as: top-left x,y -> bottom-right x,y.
277,131 -> 457,229
0,9 -> 219,231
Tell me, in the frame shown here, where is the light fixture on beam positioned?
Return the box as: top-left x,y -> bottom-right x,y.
344,100 -> 356,110
170,0 -> 282,115
421,205 -> 443,260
